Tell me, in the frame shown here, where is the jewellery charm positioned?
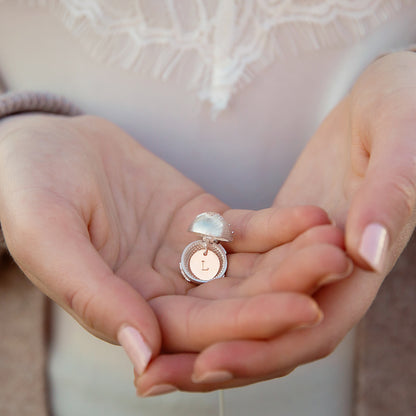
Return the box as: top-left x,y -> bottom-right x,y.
180,212 -> 233,284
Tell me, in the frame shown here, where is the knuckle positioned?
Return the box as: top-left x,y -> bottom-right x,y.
313,337 -> 339,360
5,213 -> 41,262
234,210 -> 255,243
65,286 -> 95,330
388,172 -> 416,219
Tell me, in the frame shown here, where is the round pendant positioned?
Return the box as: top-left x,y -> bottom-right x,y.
180,240 -> 228,284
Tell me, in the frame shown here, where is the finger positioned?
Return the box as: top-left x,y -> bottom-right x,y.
135,352 -> 291,396
3,205 -> 161,376
137,259 -> 377,394
227,252 -> 259,278
189,226 -> 348,299
149,293 -> 322,352
190,243 -> 352,300
346,120 -> 416,272
238,244 -> 353,296
223,206 -> 331,253
135,354 -> 203,396
137,276 -> 355,392
227,225 -> 345,279
288,224 -> 345,252
192,268 -> 371,385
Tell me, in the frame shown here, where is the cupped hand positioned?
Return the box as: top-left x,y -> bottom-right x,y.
0,114 -> 350,380
136,51 -> 416,394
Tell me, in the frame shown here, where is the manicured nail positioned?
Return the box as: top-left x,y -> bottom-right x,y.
192,370 -> 233,384
118,326 -> 152,376
319,258 -> 354,286
310,301 -> 324,326
358,223 -> 388,273
292,301 -> 324,330
140,384 -> 177,397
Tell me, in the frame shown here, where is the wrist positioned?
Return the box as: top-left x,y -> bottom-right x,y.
0,90 -> 82,254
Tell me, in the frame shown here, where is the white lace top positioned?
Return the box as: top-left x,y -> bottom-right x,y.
0,1 -> 415,415
3,0 -> 412,113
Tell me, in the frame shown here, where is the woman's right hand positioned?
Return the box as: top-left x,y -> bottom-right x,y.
0,114 -> 350,384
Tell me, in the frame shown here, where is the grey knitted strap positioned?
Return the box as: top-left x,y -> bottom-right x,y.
0,91 -> 82,119
0,260 -> 49,416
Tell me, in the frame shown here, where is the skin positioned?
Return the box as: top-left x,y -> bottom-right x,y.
0,114 -> 350,370
2,51 -> 415,397
135,51 -> 416,394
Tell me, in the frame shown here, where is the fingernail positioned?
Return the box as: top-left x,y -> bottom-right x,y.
192,370 -> 233,384
139,384 -> 177,397
310,301 -> 324,326
292,301 -> 324,330
358,223 -> 388,272
118,326 -> 152,376
319,258 -> 354,286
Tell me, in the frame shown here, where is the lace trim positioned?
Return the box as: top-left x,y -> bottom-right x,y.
3,0 -> 412,112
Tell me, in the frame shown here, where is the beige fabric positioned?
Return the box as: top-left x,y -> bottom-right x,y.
0,229 -> 6,253
0,258 -> 48,416
354,233 -> 416,416
0,73 -> 6,94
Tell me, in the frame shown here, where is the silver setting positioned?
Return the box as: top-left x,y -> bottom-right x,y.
189,212 -> 233,242
180,212 -> 232,284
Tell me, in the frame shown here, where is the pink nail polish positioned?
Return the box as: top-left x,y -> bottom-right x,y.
118,326 -> 152,376
192,370 -> 233,384
140,384 -> 177,397
358,223 -> 388,272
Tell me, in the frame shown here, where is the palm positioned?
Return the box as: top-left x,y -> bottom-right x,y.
275,96 -> 353,222
0,114 -> 347,358
89,118 -> 345,353
133,96 -> 373,394
274,95 -> 378,341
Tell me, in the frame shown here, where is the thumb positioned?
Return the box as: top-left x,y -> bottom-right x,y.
346,122 -> 416,273
4,211 -> 161,376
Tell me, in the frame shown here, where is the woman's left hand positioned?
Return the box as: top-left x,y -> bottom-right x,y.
136,51 -> 416,394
